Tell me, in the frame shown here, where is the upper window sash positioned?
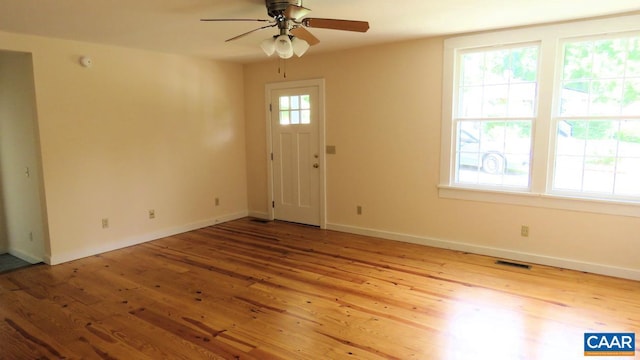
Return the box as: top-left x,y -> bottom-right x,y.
455,43 -> 541,121
555,32 -> 640,119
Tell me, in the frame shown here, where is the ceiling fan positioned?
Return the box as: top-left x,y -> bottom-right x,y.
201,0 -> 370,59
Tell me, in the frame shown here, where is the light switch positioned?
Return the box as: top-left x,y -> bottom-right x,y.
326,145 -> 336,154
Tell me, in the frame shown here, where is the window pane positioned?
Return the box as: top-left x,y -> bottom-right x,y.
291,95 -> 300,110
554,156 -> 584,191
615,158 -> 640,196
508,83 -> 537,117
459,86 -> 483,118
617,120 -> 640,156
557,121 -> 585,156
560,81 -> 589,116
510,46 -> 538,82
301,110 -> 311,124
290,110 -> 300,124
563,41 -> 593,80
484,49 -> 511,85
627,38 -> 640,77
589,80 -> 623,115
461,53 -> 484,86
301,95 -> 311,109
592,38 -> 627,78
483,84 -> 509,117
458,45 -> 539,120
280,111 -> 289,125
553,119 -> 640,198
623,79 -> 640,115
455,120 -> 531,187
560,35 -> 640,117
454,45 -> 537,189
279,96 -> 289,110
583,165 -> 614,193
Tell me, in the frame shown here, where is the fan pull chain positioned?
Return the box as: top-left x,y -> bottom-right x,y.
278,58 -> 287,78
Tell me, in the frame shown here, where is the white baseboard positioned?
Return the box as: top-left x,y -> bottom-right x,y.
326,222 -> 640,281
248,210 -> 271,220
46,210 -> 248,265
8,248 -> 43,264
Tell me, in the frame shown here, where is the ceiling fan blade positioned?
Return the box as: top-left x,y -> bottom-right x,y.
302,18 -> 369,33
225,24 -> 277,42
200,18 -> 272,22
284,4 -> 311,20
290,26 -> 320,46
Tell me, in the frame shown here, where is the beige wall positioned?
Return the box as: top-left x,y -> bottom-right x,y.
0,31 -> 248,264
244,37 -> 640,279
1,26 -> 637,278
0,50 -> 47,262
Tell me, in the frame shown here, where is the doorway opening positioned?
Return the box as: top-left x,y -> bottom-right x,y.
0,50 -> 49,269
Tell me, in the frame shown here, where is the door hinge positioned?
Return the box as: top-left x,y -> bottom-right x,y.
272,201 -> 275,208
271,153 -> 274,161
269,103 -> 272,112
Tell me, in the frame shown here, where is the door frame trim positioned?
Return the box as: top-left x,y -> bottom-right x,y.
265,78 -> 326,228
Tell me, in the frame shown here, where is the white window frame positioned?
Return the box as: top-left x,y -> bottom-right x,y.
439,14 -> 640,218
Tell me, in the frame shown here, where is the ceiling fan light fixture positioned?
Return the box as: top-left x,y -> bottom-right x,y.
260,37 -> 276,56
291,37 -> 310,57
275,34 -> 294,59
201,1 -> 370,61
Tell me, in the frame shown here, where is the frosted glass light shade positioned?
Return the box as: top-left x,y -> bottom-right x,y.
275,35 -> 294,59
260,37 -> 276,56
291,37 -> 310,57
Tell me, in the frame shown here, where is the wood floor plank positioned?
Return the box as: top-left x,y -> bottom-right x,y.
1,218 -> 638,359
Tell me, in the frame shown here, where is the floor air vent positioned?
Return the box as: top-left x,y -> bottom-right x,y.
250,218 -> 271,223
495,260 -> 531,270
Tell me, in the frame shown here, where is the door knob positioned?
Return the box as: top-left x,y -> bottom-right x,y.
313,163 -> 319,168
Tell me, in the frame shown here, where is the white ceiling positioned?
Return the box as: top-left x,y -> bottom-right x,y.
1,0 -> 639,63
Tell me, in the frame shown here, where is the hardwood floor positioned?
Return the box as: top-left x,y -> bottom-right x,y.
1,218 -> 638,359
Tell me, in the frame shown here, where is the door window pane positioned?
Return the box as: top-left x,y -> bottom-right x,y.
290,110 -> 300,124
280,96 -> 290,110
279,111 -> 289,125
278,94 -> 311,126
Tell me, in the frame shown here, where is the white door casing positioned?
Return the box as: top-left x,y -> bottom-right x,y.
266,79 -> 325,227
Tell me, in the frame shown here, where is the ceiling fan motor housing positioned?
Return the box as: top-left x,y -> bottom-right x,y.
266,0 -> 302,18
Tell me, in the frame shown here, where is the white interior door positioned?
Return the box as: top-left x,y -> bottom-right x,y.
270,85 -> 321,226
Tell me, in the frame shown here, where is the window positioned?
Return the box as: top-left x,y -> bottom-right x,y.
553,36 -> 640,199
441,15 -> 640,216
279,94 -> 311,125
455,45 -> 538,188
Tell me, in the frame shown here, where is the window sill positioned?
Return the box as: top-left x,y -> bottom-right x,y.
438,185 -> 640,218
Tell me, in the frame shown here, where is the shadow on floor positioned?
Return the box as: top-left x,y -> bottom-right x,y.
0,253 -> 37,274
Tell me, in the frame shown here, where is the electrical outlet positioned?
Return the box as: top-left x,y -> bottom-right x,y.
521,225 -> 529,237
102,218 -> 109,229
357,205 -> 362,215
149,209 -> 155,219
215,197 -> 220,206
